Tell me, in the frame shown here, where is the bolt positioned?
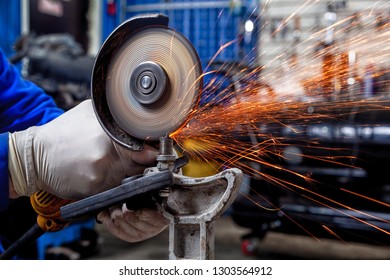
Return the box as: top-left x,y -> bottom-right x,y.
140,75 -> 152,90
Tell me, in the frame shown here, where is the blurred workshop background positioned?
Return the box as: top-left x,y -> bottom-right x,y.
0,0 -> 389,260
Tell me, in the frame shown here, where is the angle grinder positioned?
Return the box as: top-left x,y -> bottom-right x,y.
1,14 -> 242,260
0,14 -> 203,260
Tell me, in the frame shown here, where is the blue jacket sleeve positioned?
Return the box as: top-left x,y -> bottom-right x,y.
0,48 -> 63,211
0,133 -> 9,212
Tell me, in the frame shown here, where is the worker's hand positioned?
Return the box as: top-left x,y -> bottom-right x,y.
8,100 -> 158,199
97,204 -> 168,242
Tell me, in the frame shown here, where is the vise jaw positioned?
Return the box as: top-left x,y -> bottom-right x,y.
161,169 -> 242,260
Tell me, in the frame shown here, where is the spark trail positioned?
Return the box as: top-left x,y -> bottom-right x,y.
172,0 -> 390,243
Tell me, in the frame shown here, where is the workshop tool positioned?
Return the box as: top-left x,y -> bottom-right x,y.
1,14 -> 242,260
89,13 -> 243,259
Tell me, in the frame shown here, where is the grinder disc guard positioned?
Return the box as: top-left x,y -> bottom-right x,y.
107,28 -> 201,140
92,15 -> 202,149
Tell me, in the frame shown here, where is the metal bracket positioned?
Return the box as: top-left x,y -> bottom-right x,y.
162,168 -> 242,260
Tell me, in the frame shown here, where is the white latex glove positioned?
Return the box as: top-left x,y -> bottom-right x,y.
8,100 -> 158,199
97,204 -> 168,242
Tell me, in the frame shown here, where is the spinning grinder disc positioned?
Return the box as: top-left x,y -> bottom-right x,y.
105,27 -> 202,141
